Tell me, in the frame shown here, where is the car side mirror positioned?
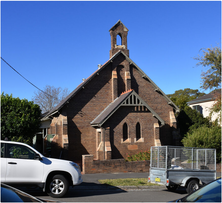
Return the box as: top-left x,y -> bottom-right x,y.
35,154 -> 42,161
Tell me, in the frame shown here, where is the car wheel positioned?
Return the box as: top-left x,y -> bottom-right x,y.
186,179 -> 199,194
166,184 -> 178,191
47,174 -> 69,198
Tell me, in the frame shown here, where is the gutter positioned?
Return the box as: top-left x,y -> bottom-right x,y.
187,98 -> 212,105
41,110 -> 59,121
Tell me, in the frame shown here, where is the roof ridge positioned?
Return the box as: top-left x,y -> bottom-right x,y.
109,20 -> 128,32
121,89 -> 133,95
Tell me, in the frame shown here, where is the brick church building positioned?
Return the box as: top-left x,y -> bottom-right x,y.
40,20 -> 179,164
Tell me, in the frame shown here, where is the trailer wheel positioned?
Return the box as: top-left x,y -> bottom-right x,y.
186,179 -> 199,194
166,184 -> 178,191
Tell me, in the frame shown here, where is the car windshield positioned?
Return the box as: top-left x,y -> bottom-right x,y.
182,179 -> 221,202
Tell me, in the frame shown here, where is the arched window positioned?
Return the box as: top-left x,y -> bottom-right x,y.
116,34 -> 122,45
136,122 -> 141,141
123,123 -> 128,141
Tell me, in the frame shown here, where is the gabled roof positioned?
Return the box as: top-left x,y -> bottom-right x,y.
41,51 -> 121,120
120,51 -> 179,112
187,89 -> 221,105
42,50 -> 179,120
109,20 -> 128,32
91,89 -> 165,127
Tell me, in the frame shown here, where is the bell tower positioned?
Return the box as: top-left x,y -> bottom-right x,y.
110,21 -> 131,101
109,20 -> 129,58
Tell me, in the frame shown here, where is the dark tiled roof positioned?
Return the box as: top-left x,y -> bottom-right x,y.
90,90 -> 133,126
187,89 -> 221,105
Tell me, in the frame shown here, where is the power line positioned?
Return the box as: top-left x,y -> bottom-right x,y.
1,57 -> 54,99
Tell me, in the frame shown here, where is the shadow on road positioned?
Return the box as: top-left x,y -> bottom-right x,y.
67,182 -> 127,197
163,186 -> 187,195
14,182 -> 127,199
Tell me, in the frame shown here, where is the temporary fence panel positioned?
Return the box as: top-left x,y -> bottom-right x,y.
151,146 -> 216,171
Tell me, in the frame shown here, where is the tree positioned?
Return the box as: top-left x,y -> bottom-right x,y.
182,125 -> 221,163
167,88 -> 210,139
208,89 -> 221,125
1,93 -> 41,145
194,46 -> 221,91
167,88 -> 205,110
177,106 -> 211,137
32,85 -> 70,113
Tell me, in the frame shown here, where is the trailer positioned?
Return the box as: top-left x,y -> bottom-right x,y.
148,146 -> 216,194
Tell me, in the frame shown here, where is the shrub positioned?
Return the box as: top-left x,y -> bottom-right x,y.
182,125 -> 221,163
125,150 -> 150,162
1,93 -> 41,145
177,106 -> 211,137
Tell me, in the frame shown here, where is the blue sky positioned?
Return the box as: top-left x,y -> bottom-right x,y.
1,1 -> 221,102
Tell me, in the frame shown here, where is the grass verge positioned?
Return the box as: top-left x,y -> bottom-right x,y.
98,178 -> 160,187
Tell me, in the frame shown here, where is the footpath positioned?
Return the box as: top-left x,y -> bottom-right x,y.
76,172 -> 165,191
75,172 -> 221,191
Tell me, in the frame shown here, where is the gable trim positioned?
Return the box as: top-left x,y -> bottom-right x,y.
90,90 -> 165,127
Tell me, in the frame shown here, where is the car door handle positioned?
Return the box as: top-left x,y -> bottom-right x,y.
8,162 -> 17,165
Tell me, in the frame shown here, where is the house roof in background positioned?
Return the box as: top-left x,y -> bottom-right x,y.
187,89 -> 221,105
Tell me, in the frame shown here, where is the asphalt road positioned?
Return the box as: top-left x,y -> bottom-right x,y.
21,172 -> 188,202
36,185 -> 187,202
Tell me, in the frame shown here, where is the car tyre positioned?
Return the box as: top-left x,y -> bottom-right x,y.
47,174 -> 69,198
186,179 -> 199,194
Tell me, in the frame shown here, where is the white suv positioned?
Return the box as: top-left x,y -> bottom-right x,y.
0,140 -> 83,198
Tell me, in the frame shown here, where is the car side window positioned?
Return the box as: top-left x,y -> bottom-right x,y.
1,143 -> 5,158
7,144 -> 36,160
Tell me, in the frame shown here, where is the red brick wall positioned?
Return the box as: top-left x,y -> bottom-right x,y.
130,65 -> 175,145
47,54 -> 176,163
216,163 -> 221,173
66,63 -> 113,162
82,155 -> 222,174
131,65 -> 173,123
109,23 -> 129,58
103,106 -> 158,159
82,154 -> 150,174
